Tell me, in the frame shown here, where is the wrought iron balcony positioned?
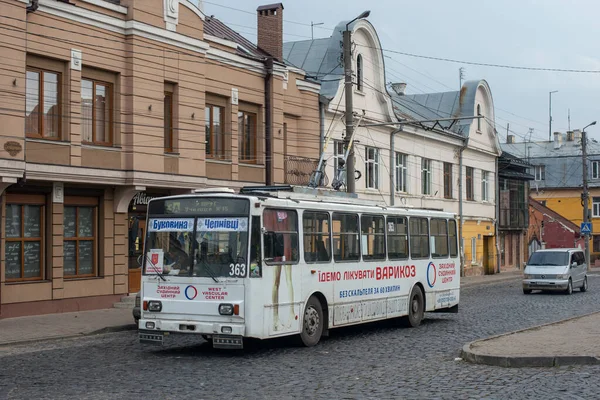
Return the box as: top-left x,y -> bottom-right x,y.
284,156 -> 329,187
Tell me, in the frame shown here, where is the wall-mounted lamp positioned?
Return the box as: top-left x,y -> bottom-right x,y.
191,112 -> 195,119
148,105 -> 152,111
12,79 -> 17,86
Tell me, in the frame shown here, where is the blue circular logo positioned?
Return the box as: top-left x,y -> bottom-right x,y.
427,262 -> 437,288
184,285 -> 198,300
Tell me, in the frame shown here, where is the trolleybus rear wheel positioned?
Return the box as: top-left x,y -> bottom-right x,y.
404,285 -> 424,327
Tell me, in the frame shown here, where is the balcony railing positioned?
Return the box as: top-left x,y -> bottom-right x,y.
499,207 -> 528,229
284,156 -> 329,187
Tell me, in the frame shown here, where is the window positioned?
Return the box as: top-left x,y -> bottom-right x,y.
81,79 -> 112,145
422,158 -> 432,195
476,104 -> 482,131
361,214 -> 385,260
26,69 -> 60,139
592,161 -> 600,180
410,217 -> 429,259
356,54 -> 363,91
430,219 -> 449,258
395,153 -> 407,192
365,147 -> 379,189
449,219 -> 458,257
263,209 -> 299,264
594,235 -> 600,253
534,165 -> 545,181
471,237 -> 477,263
593,197 -> 600,217
443,162 -> 453,199
481,171 -> 489,201
334,140 -> 346,184
303,211 -> 331,263
64,205 -> 97,278
466,167 -> 474,201
164,91 -> 174,152
238,111 -> 258,163
387,216 -> 408,260
206,104 -> 225,159
5,198 -> 44,281
332,213 -> 360,262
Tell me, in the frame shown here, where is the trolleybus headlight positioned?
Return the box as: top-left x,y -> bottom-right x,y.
146,322 -> 155,329
219,303 -> 234,315
148,301 -> 162,312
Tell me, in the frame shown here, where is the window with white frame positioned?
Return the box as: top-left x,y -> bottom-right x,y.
593,197 -> 600,217
333,140 -> 345,184
592,161 -> 600,180
471,237 -> 477,263
395,152 -> 407,192
365,147 -> 379,189
421,158 -> 432,195
481,171 -> 489,201
534,165 -> 545,181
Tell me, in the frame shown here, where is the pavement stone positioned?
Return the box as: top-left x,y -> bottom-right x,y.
462,311 -> 600,367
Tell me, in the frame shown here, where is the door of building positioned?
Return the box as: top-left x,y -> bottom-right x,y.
483,236 -> 495,274
128,215 -> 145,293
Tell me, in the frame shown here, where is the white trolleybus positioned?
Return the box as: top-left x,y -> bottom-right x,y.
138,186 -> 460,349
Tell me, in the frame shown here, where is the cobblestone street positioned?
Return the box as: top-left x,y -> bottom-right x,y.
2,278 -> 600,400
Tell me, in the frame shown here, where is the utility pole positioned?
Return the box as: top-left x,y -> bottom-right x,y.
582,121 -> 597,267
549,90 -> 558,141
342,10 -> 370,194
568,109 -> 571,131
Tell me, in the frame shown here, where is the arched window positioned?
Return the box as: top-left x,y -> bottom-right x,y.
477,104 -> 482,131
356,54 -> 363,91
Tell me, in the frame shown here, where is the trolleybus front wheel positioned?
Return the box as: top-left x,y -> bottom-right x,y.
300,296 -> 324,347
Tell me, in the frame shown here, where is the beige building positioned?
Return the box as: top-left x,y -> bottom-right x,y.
0,0 -> 320,317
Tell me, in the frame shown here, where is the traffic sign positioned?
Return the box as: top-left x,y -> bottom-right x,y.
581,222 -> 593,234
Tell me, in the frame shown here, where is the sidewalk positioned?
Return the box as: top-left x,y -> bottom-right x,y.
0,308 -> 136,347
462,311 -> 600,367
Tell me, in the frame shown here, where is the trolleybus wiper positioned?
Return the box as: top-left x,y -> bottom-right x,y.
145,254 -> 167,281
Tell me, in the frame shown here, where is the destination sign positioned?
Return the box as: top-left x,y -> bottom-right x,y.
148,197 -> 250,216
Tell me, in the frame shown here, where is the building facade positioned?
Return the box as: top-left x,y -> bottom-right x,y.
503,130 -> 600,263
528,198 -> 584,253
284,19 -> 501,275
0,0 -> 320,317
497,152 -> 533,270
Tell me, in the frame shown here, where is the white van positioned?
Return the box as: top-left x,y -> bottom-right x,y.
522,249 -> 588,295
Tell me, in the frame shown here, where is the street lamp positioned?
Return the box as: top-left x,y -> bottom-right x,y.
582,120 -> 597,267
343,10 -> 371,194
549,90 -> 558,141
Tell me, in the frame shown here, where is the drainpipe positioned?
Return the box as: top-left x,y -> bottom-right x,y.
319,100 -> 325,159
495,156 -> 501,273
458,138 -> 468,277
265,57 -> 273,185
389,127 -> 403,206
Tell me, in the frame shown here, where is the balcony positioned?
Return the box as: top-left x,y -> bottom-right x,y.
284,156 -> 328,187
499,207 -> 528,230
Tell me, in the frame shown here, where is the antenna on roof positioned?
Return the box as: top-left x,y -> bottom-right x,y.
311,21 -> 324,40
459,67 -> 465,89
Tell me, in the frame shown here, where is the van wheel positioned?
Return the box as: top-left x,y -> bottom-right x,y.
581,276 -> 588,292
523,289 -> 532,295
566,279 -> 573,295
300,296 -> 324,347
403,285 -> 424,327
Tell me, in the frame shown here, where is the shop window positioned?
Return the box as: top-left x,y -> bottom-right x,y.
64,204 -> 97,278
4,196 -> 45,281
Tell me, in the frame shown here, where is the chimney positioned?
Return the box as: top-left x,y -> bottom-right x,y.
566,131 -> 574,141
553,132 -> 562,149
257,3 -> 284,61
507,134 -> 515,144
573,129 -> 582,142
391,82 -> 407,96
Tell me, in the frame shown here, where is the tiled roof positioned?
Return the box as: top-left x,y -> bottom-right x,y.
204,16 -> 268,59
529,198 -> 581,234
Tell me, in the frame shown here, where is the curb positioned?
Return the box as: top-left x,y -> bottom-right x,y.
461,310 -> 600,368
0,324 -> 137,348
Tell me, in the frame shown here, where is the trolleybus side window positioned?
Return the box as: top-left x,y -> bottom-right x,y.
263,209 -> 299,264
303,211 -> 331,263
249,216 -> 262,277
387,216 -> 408,260
361,214 -> 385,261
430,218 -> 449,258
448,219 -> 458,257
332,212 -> 360,262
410,217 -> 429,259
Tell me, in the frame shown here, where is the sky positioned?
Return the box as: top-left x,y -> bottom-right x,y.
202,0 -> 600,143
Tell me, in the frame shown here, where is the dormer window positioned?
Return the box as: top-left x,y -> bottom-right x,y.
356,54 -> 363,91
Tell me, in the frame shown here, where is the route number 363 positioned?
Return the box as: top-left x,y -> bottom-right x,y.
229,263 -> 246,277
